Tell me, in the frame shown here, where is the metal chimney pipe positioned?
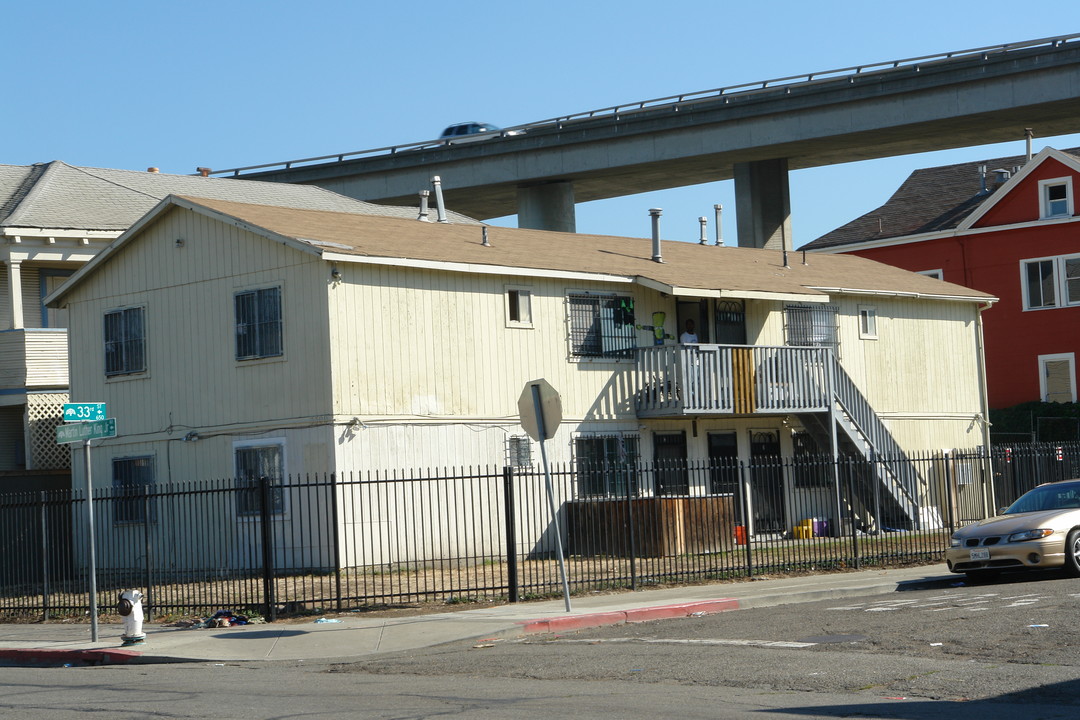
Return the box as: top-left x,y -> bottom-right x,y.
1025,127 -> 1034,163
481,226 -> 490,247
713,204 -> 723,246
649,208 -> 664,263
418,190 -> 431,222
978,165 -> 988,194
698,216 -> 708,244
431,176 -> 448,223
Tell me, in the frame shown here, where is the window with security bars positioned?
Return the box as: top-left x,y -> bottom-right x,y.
235,444 -> 285,516
506,436 -> 532,468
784,304 -> 839,349
104,307 -> 145,376
235,287 -> 282,360
567,293 -> 636,359
575,434 -> 639,497
112,456 -> 155,524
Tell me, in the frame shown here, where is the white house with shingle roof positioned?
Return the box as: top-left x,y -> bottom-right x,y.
48,193 -> 996,556
0,161 -> 477,474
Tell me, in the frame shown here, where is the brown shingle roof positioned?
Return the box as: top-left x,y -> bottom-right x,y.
802,147 -> 1080,251
177,196 -> 993,303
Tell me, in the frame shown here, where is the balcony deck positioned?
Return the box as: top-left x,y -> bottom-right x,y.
635,344 -> 832,417
0,329 -> 69,394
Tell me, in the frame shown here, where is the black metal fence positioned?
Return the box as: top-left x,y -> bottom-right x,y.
2,442 -> 1078,620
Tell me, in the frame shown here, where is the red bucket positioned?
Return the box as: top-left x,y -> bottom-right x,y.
734,525 -> 747,545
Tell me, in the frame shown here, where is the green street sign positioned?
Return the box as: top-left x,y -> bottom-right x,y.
63,402 -> 106,422
56,418 -> 117,444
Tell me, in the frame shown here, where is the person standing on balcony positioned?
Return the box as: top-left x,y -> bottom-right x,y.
680,319 -> 698,344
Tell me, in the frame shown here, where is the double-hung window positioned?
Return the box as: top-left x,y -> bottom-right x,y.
235,443 -> 285,516
1021,255 -> 1080,310
235,286 -> 282,360
567,293 -> 636,359
1040,178 -> 1073,219
104,307 -> 145,376
1040,353 -> 1077,404
112,456 -> 155,524
575,434 -> 640,497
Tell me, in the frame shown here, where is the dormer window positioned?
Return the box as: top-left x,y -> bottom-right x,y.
1039,178 -> 1073,219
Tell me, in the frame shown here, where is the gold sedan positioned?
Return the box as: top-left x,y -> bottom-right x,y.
946,478 -> 1080,580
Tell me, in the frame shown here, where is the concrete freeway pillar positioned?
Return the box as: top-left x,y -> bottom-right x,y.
517,181 -> 576,233
734,158 -> 793,251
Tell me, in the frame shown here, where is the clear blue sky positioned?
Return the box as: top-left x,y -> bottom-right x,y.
6,1 -> 1078,247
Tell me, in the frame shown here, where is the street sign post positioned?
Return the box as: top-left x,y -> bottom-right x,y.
56,414 -> 116,643
63,402 -> 106,422
517,379 -> 571,612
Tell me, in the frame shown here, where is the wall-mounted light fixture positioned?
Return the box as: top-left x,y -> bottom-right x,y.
175,238 -> 185,249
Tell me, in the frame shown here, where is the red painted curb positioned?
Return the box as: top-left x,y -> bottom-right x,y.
0,647 -> 143,666
518,598 -> 740,634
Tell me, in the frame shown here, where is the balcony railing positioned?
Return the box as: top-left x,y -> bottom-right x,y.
0,329 -> 69,392
635,344 -> 832,417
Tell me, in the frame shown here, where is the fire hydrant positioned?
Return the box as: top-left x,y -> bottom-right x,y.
117,590 -> 146,646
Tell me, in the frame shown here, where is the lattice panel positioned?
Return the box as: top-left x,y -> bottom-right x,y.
27,392 -> 70,469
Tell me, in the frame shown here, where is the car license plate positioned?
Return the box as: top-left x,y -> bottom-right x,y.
970,548 -> 990,561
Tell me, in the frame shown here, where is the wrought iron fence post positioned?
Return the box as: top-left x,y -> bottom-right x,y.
143,488 -> 153,619
330,473 -> 342,612
259,476 -> 276,621
39,491 -> 49,622
502,466 -> 519,603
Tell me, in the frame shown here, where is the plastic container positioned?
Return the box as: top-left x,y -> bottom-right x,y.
734,525 -> 747,545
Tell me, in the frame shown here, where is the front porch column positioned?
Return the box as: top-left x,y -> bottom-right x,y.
517,181 -> 576,232
734,158 -> 793,251
5,258 -> 23,330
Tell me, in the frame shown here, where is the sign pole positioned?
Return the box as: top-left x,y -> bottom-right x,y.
83,439 -> 99,642
531,383 -> 572,612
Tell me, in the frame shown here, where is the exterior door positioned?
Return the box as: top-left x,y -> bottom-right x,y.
714,300 -> 746,345
654,432 -> 688,496
749,430 -> 785,533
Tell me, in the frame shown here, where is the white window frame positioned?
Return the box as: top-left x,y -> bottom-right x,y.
1021,254 -> 1080,310
1039,353 -> 1077,404
1038,177 -> 1073,219
858,305 -> 878,340
917,269 -> 943,280
233,438 -> 288,518
504,285 -> 533,329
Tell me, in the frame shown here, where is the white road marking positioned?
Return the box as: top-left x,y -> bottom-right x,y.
556,637 -> 816,649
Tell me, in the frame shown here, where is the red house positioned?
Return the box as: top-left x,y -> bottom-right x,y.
803,146 -> 1080,410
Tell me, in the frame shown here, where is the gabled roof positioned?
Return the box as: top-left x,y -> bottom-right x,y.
0,161 -> 480,233
802,146 -> 1080,251
49,195 -> 995,308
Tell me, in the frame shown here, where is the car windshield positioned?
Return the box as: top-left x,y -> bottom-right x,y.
1005,483 -> 1080,514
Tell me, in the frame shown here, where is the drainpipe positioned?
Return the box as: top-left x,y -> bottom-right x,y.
649,208 -> 663,263
975,301 -> 996,516
431,176 -> 448,223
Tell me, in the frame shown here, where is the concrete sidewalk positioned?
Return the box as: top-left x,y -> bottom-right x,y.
0,565 -> 958,666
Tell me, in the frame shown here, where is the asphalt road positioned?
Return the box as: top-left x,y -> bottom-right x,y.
3,571 -> 1079,719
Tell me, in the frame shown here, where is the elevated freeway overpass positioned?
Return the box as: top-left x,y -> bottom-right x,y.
211,34 -> 1080,250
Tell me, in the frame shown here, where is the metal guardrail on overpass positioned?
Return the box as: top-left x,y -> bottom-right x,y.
209,33 -> 1080,178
